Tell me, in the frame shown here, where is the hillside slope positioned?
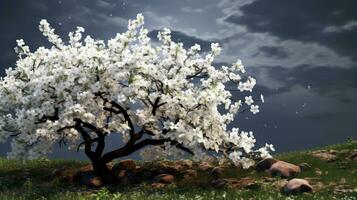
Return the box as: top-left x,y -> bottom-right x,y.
0,140 -> 356,200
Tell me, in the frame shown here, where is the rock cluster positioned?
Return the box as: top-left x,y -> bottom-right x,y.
70,159 -> 197,188
59,157 -> 316,195
256,158 -> 313,194
311,150 -> 338,161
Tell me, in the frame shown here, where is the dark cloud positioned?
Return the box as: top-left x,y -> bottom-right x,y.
0,0 -> 215,76
212,63 -> 357,104
303,112 -> 337,120
252,64 -> 357,102
225,0 -> 357,60
0,0 -> 132,75
338,98 -> 354,104
255,46 -> 289,59
278,65 -> 357,92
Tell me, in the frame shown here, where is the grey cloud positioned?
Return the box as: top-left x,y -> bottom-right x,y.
224,0 -> 357,61
255,46 -> 289,59
214,62 -> 357,102
181,7 -> 203,13
148,29 -> 218,52
96,0 -> 112,9
257,64 -> 357,100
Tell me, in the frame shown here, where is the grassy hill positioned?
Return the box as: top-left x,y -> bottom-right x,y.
0,140 -> 356,200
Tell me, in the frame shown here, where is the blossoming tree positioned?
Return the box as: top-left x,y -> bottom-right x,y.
0,14 -> 273,182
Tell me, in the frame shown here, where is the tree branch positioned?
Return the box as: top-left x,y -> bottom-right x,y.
35,107 -> 59,124
94,91 -> 135,140
74,118 -> 106,157
151,97 -> 166,116
57,125 -> 76,133
73,119 -> 96,161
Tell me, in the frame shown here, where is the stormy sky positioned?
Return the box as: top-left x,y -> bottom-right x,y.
0,0 -> 356,159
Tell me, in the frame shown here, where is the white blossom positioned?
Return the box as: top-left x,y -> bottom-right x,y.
250,105 -> 260,114
245,96 -> 254,106
232,59 -> 245,73
228,151 -> 242,165
210,43 -> 221,56
0,14 -> 271,167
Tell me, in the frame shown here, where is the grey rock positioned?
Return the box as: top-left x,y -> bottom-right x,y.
256,158 -> 278,171
269,161 -> 301,178
282,178 -> 313,194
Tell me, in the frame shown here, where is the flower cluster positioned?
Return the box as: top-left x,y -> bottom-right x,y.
0,14 -> 273,166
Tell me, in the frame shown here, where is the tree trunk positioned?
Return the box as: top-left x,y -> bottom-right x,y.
92,159 -> 117,183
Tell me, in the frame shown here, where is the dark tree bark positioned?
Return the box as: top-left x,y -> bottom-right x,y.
92,158 -> 116,183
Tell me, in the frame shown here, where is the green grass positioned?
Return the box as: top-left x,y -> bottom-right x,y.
0,140 -> 356,200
